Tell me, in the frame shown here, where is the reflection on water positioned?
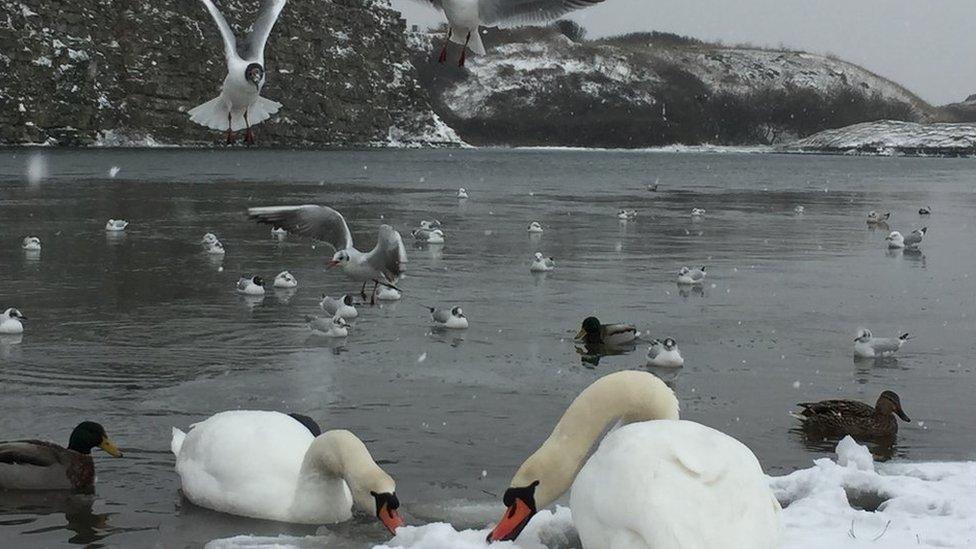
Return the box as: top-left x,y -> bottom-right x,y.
1,148 -> 975,546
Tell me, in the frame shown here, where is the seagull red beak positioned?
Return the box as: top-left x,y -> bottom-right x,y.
487,497 -> 535,542
327,260 -> 340,269
378,503 -> 404,535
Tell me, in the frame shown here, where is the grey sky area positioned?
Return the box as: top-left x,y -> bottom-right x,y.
391,0 -> 975,106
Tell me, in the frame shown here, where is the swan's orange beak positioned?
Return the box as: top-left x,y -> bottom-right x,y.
378,503 -> 404,535
487,497 -> 534,542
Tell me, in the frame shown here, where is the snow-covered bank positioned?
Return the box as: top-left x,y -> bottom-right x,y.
784,120 -> 976,156
206,439 -> 975,549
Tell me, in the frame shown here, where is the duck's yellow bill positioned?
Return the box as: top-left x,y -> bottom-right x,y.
99,437 -> 123,457
574,329 -> 586,339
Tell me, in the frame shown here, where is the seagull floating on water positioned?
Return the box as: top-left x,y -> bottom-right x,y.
108,166 -> 120,178
188,0 -> 286,144
691,208 -> 706,218
457,187 -> 469,199
202,233 -> 219,245
320,294 -> 358,320
271,226 -> 288,238
866,211 -> 891,225
204,240 -> 226,255
21,237 -> 41,251
305,314 -> 349,338
886,227 -> 926,249
677,266 -> 706,285
853,328 -> 910,359
646,338 -> 684,367
427,306 -> 468,329
918,206 -> 931,215
247,205 -> 407,304
527,221 -> 544,233
793,205 -> 805,215
529,252 -> 555,272
236,275 -> 266,296
0,308 -> 26,335
419,219 -> 442,230
412,227 -> 445,244
410,0 -> 605,66
105,219 -> 129,232
273,270 -> 298,288
376,286 -> 402,301
617,209 -> 636,220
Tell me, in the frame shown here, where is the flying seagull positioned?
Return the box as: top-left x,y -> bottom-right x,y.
247,205 -> 408,304
188,0 -> 287,144
410,0 -> 605,66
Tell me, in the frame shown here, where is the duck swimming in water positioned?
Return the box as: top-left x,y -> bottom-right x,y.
791,390 -> 910,439
576,316 -> 637,346
0,421 -> 122,491
0,308 -> 27,335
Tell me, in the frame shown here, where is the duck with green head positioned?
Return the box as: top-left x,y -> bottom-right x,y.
791,391 -> 910,439
575,316 -> 638,347
0,421 -> 122,491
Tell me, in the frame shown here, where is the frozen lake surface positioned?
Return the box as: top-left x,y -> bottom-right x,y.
0,148 -> 974,547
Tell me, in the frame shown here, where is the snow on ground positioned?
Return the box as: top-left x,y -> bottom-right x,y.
787,120 -> 976,154
207,438 -> 975,549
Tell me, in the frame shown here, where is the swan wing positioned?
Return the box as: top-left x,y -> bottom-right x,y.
571,420 -> 780,549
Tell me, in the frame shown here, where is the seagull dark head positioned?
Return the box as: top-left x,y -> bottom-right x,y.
244,63 -> 264,90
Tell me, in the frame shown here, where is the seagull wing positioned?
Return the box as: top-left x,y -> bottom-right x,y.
247,205 -> 353,252
479,0 -> 604,26
365,225 -> 408,282
430,308 -> 452,323
240,0 -> 287,61
199,0 -> 240,63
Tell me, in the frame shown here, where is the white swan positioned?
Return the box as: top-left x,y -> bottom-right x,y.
0,308 -> 26,335
171,411 -> 402,532
105,219 -> 129,232
487,371 -> 780,548
274,270 -> 298,289
21,237 -> 41,251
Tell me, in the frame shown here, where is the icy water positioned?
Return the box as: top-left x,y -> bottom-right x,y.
0,148 -> 974,548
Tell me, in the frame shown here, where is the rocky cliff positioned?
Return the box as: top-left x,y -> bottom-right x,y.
409,27 -> 931,148
0,0 -> 461,146
782,120 -> 976,156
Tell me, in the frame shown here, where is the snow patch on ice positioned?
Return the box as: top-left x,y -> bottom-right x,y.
786,120 -> 976,155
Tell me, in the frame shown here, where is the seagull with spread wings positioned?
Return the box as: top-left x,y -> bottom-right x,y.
410,0 -> 605,66
188,0 -> 287,144
248,205 -> 408,304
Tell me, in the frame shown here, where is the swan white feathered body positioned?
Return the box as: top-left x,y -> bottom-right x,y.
572,421 -> 779,549
171,411 -> 402,530
488,371 -> 780,549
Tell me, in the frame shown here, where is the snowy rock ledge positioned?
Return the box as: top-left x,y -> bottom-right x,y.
783,120 -> 976,156
206,438 -> 976,549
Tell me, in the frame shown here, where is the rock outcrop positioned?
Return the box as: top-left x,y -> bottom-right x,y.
782,120 -> 976,156
0,0 -> 461,146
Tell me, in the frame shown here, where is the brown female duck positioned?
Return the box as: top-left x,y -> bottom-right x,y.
0,421 -> 122,491
791,391 -> 910,438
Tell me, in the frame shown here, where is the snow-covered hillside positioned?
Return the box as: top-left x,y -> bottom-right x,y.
785,120 -> 976,156
410,28 -> 928,148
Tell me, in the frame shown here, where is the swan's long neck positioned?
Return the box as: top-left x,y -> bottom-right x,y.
510,371 -> 679,509
300,430 -> 395,513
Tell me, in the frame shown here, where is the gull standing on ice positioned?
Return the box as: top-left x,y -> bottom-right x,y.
529,252 -> 555,272
853,328 -> 910,359
188,0 -> 287,144
247,205 -> 407,304
677,266 -> 706,285
320,294 -> 359,320
408,0 -> 605,66
427,306 -> 468,329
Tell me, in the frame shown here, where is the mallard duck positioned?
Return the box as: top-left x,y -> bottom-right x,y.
576,316 -> 637,346
791,391 -> 910,438
0,421 -> 122,491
